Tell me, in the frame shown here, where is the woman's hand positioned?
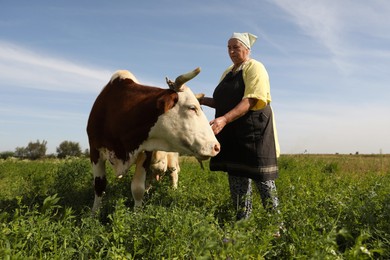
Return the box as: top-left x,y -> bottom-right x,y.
210,116 -> 227,135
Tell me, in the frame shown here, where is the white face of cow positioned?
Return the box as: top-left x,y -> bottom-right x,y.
143,85 -> 220,160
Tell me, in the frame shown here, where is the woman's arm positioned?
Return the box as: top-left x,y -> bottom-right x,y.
210,97 -> 257,135
199,96 -> 216,108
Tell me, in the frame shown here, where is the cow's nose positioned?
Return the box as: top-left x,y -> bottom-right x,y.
213,143 -> 220,155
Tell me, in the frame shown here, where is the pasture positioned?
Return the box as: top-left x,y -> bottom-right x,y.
1,154 -> 390,259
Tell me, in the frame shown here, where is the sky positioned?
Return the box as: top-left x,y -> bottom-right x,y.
1,0 -> 389,155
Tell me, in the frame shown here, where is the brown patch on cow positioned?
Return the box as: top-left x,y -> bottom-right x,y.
143,151 -> 153,169
144,151 -> 154,181
157,92 -> 179,112
89,147 -> 100,165
94,176 -> 107,196
87,76 -> 179,164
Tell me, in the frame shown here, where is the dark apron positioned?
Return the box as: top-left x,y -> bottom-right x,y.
210,70 -> 278,181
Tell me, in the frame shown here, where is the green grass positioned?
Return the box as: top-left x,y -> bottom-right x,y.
1,155 -> 390,259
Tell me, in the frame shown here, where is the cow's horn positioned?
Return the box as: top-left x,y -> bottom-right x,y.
175,67 -> 201,87
168,67 -> 200,91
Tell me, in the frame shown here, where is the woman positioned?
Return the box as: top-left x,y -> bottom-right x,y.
200,32 -> 281,221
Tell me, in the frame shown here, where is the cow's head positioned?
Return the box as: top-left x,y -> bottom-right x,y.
144,68 -> 220,161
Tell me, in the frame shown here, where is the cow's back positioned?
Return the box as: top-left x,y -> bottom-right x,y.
87,72 -> 178,163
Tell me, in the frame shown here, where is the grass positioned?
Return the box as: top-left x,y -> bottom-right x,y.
1,154 -> 390,259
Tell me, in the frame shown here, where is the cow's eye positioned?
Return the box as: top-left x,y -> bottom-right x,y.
189,105 -> 198,114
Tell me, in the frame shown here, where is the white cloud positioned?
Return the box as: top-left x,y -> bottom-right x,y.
271,0 -> 390,76
272,1 -> 343,51
0,41 -> 112,93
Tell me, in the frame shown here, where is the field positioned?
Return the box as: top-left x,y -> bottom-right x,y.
1,154 -> 390,259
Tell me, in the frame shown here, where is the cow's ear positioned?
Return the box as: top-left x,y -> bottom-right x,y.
157,92 -> 178,113
195,93 -> 205,101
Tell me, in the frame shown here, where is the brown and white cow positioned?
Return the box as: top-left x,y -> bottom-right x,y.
145,151 -> 180,192
86,68 -> 220,212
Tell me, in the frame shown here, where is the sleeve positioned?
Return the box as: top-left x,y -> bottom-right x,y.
242,60 -> 271,110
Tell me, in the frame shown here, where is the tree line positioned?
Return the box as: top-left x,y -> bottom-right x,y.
0,140 -> 89,160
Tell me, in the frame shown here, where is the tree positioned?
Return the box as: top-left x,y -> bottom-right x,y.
26,140 -> 47,160
0,151 -> 14,159
15,140 -> 47,160
14,147 -> 27,159
56,141 -> 82,158
83,148 -> 90,157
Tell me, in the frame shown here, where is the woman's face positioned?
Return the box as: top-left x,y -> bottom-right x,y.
228,38 -> 250,65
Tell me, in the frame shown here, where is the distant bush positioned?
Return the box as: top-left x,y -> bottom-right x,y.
0,151 -> 14,159
14,140 -> 47,160
56,141 -> 82,158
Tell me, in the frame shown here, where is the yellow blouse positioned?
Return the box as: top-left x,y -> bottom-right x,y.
219,59 -> 271,111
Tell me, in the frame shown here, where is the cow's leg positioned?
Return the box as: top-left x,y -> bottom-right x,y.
92,158 -> 107,213
131,151 -> 147,208
167,153 -> 180,189
170,167 -> 179,189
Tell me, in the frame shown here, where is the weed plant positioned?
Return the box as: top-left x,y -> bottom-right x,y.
1,155 -> 390,259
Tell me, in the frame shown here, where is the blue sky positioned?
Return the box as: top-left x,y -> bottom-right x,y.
1,0 -> 389,155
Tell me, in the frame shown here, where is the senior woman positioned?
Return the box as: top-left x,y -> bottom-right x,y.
200,32 -> 281,223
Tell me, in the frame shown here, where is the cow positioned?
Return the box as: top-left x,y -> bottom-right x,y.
145,151 -> 180,192
86,67 -> 220,212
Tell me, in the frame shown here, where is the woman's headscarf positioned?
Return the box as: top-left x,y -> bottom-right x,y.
230,32 -> 258,49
